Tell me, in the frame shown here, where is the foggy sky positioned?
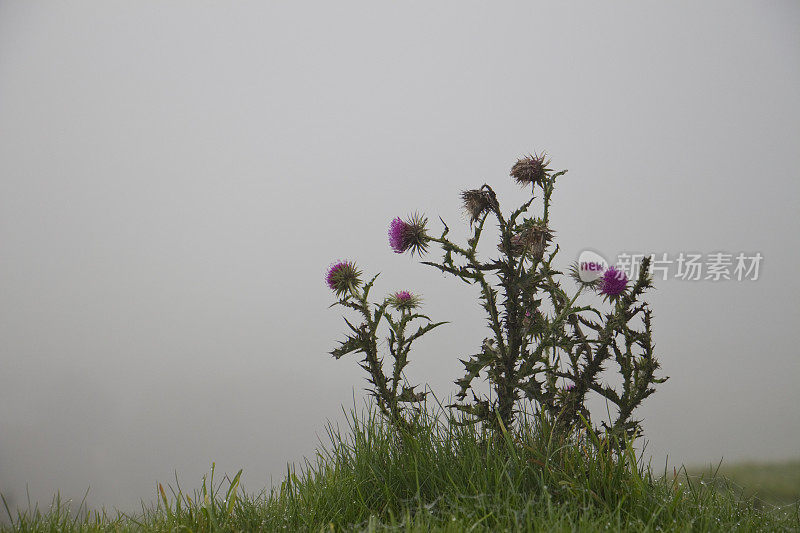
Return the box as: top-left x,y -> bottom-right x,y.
1,1 -> 798,513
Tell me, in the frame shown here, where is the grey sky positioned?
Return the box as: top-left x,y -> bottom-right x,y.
1,1 -> 798,513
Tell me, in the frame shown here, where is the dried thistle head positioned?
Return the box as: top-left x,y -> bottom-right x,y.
461,189 -> 493,224
504,219 -> 554,259
510,152 -> 551,188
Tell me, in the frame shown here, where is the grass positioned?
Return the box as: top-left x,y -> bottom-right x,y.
688,459 -> 800,507
2,407 -> 798,532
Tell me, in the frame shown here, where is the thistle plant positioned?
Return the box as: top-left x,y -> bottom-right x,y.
385,152 -> 666,441
326,261 -> 445,431
325,152 -> 665,444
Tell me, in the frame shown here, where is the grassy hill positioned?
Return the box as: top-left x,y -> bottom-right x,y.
688,459 -> 800,507
3,411 -> 799,532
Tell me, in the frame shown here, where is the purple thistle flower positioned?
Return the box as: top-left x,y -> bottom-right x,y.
388,213 -> 429,256
388,290 -> 421,310
388,218 -> 406,252
598,266 -> 628,298
325,260 -> 362,297
395,290 -> 413,301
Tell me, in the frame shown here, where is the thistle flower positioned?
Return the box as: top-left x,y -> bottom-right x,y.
326,260 -> 362,297
461,189 -> 493,224
388,213 -> 429,256
510,152 -> 550,188
598,266 -> 628,298
388,290 -> 422,311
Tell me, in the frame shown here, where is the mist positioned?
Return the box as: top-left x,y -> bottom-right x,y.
0,1 -> 798,513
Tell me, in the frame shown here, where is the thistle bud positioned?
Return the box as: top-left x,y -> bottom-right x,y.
559,383 -> 577,404
387,290 -> 422,311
